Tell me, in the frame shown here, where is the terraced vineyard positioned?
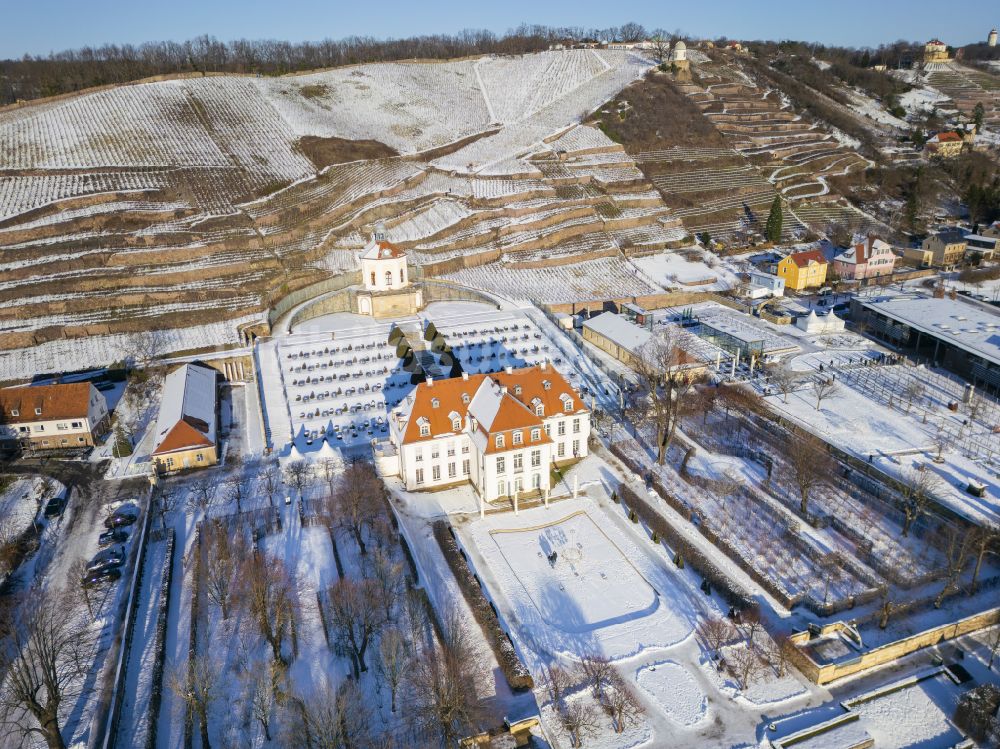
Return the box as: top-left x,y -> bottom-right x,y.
0,51 -> 673,374
924,62 -> 1000,126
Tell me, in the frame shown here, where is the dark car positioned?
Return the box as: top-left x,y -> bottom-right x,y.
104,507 -> 139,529
98,529 -> 128,548
87,546 -> 126,572
43,495 -> 67,519
82,566 -> 121,588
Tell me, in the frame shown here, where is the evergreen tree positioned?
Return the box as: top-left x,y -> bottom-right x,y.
973,102 -> 985,131
765,196 -> 783,243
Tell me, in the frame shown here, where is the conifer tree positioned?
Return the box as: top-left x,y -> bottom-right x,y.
765,196 -> 783,243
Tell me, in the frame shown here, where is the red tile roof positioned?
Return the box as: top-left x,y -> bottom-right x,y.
934,131 -> 962,143
151,418 -> 214,455
0,382 -> 94,423
398,364 -> 587,447
785,249 -> 828,268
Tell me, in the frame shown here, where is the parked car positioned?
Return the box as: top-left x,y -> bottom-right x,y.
87,546 -> 126,572
104,507 -> 139,529
98,529 -> 128,548
43,494 -> 67,519
82,566 -> 121,588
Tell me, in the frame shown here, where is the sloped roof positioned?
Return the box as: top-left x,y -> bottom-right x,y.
839,236 -> 891,265
152,363 -> 217,455
396,364 -> 586,447
361,239 -> 406,260
0,382 -> 95,423
931,131 -> 962,143
784,249 -> 828,268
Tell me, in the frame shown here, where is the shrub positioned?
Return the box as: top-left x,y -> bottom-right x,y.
431,521 -> 533,691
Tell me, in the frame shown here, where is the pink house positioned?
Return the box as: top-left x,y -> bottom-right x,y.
833,236 -> 896,281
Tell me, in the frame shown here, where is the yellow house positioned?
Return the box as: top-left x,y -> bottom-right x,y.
921,231 -> 967,268
776,250 -> 829,291
151,363 -> 219,473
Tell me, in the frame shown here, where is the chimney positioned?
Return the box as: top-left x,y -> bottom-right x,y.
500,385 -> 508,395
540,360 -> 548,371
505,365 -> 513,374
462,371 -> 469,380
425,377 -> 433,387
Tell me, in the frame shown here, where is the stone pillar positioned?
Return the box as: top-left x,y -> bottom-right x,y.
573,475 -> 579,499
544,487 -> 550,509
479,491 -> 485,519
514,489 -> 519,516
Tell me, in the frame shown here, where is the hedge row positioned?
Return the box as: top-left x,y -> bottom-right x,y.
144,529 -> 176,749
617,484 -> 751,608
431,521 -> 534,691
609,441 -> 694,521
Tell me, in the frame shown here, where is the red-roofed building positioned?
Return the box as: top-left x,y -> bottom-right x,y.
924,131 -> 965,158
0,382 -> 109,451
387,363 -> 590,502
776,249 -> 829,291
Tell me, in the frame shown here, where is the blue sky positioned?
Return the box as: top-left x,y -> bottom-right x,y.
2,0 -> 997,58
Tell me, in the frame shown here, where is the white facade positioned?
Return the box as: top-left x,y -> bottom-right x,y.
387,366 -> 590,503
748,270 -> 785,299
360,237 -> 409,292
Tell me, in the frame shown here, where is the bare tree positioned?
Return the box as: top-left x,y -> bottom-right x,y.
284,680 -> 371,749
741,605 -> 764,647
786,432 -> 834,515
985,625 -> 1000,669
811,376 -> 838,411
319,457 -> 340,498
650,34 -> 670,63
601,671 -> 645,734
580,653 -> 614,699
241,661 -> 277,742
205,520 -> 244,621
188,473 -> 218,513
326,578 -> 383,678
363,546 -> 405,623
970,523 -> 1000,593
331,462 -> 385,555
762,633 -> 795,677
768,364 -> 799,403
559,700 -> 600,748
933,420 -> 952,463
283,460 -> 312,499
899,465 -> 941,537
903,380 -> 925,413
540,662 -> 575,706
377,627 -> 411,713
259,460 -> 281,507
634,332 -> 702,464
168,655 -> 219,749
223,462 -> 254,514
934,526 -> 974,608
154,486 -> 181,529
696,616 -> 736,657
728,646 -> 763,690
404,609 -> 484,746
0,593 -> 93,749
242,553 -> 295,665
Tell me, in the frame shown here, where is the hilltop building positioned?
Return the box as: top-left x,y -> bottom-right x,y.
923,39 -> 949,63
924,131 -> 966,158
988,28 -> 997,47
151,363 -> 219,473
0,382 -> 109,451
384,364 -> 590,502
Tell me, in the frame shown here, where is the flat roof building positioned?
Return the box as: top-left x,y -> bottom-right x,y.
855,293 -> 1000,392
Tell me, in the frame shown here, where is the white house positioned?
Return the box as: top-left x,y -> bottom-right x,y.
151,363 -> 219,472
0,382 -> 109,450
748,270 -> 785,299
386,363 -> 590,503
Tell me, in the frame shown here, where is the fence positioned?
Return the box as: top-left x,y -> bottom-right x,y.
267,271 -> 362,330
143,529 -> 176,749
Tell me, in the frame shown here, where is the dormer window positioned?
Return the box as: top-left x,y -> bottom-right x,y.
535,405 -> 544,416
461,393 -> 470,404
10,409 -> 18,417
531,428 -> 540,441
514,385 -> 522,395
495,434 -> 504,449
542,380 -> 551,391
513,431 -> 523,445
452,418 -> 461,432
561,395 -> 573,412
417,416 -> 430,437
431,398 -> 440,409
34,407 -> 42,416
